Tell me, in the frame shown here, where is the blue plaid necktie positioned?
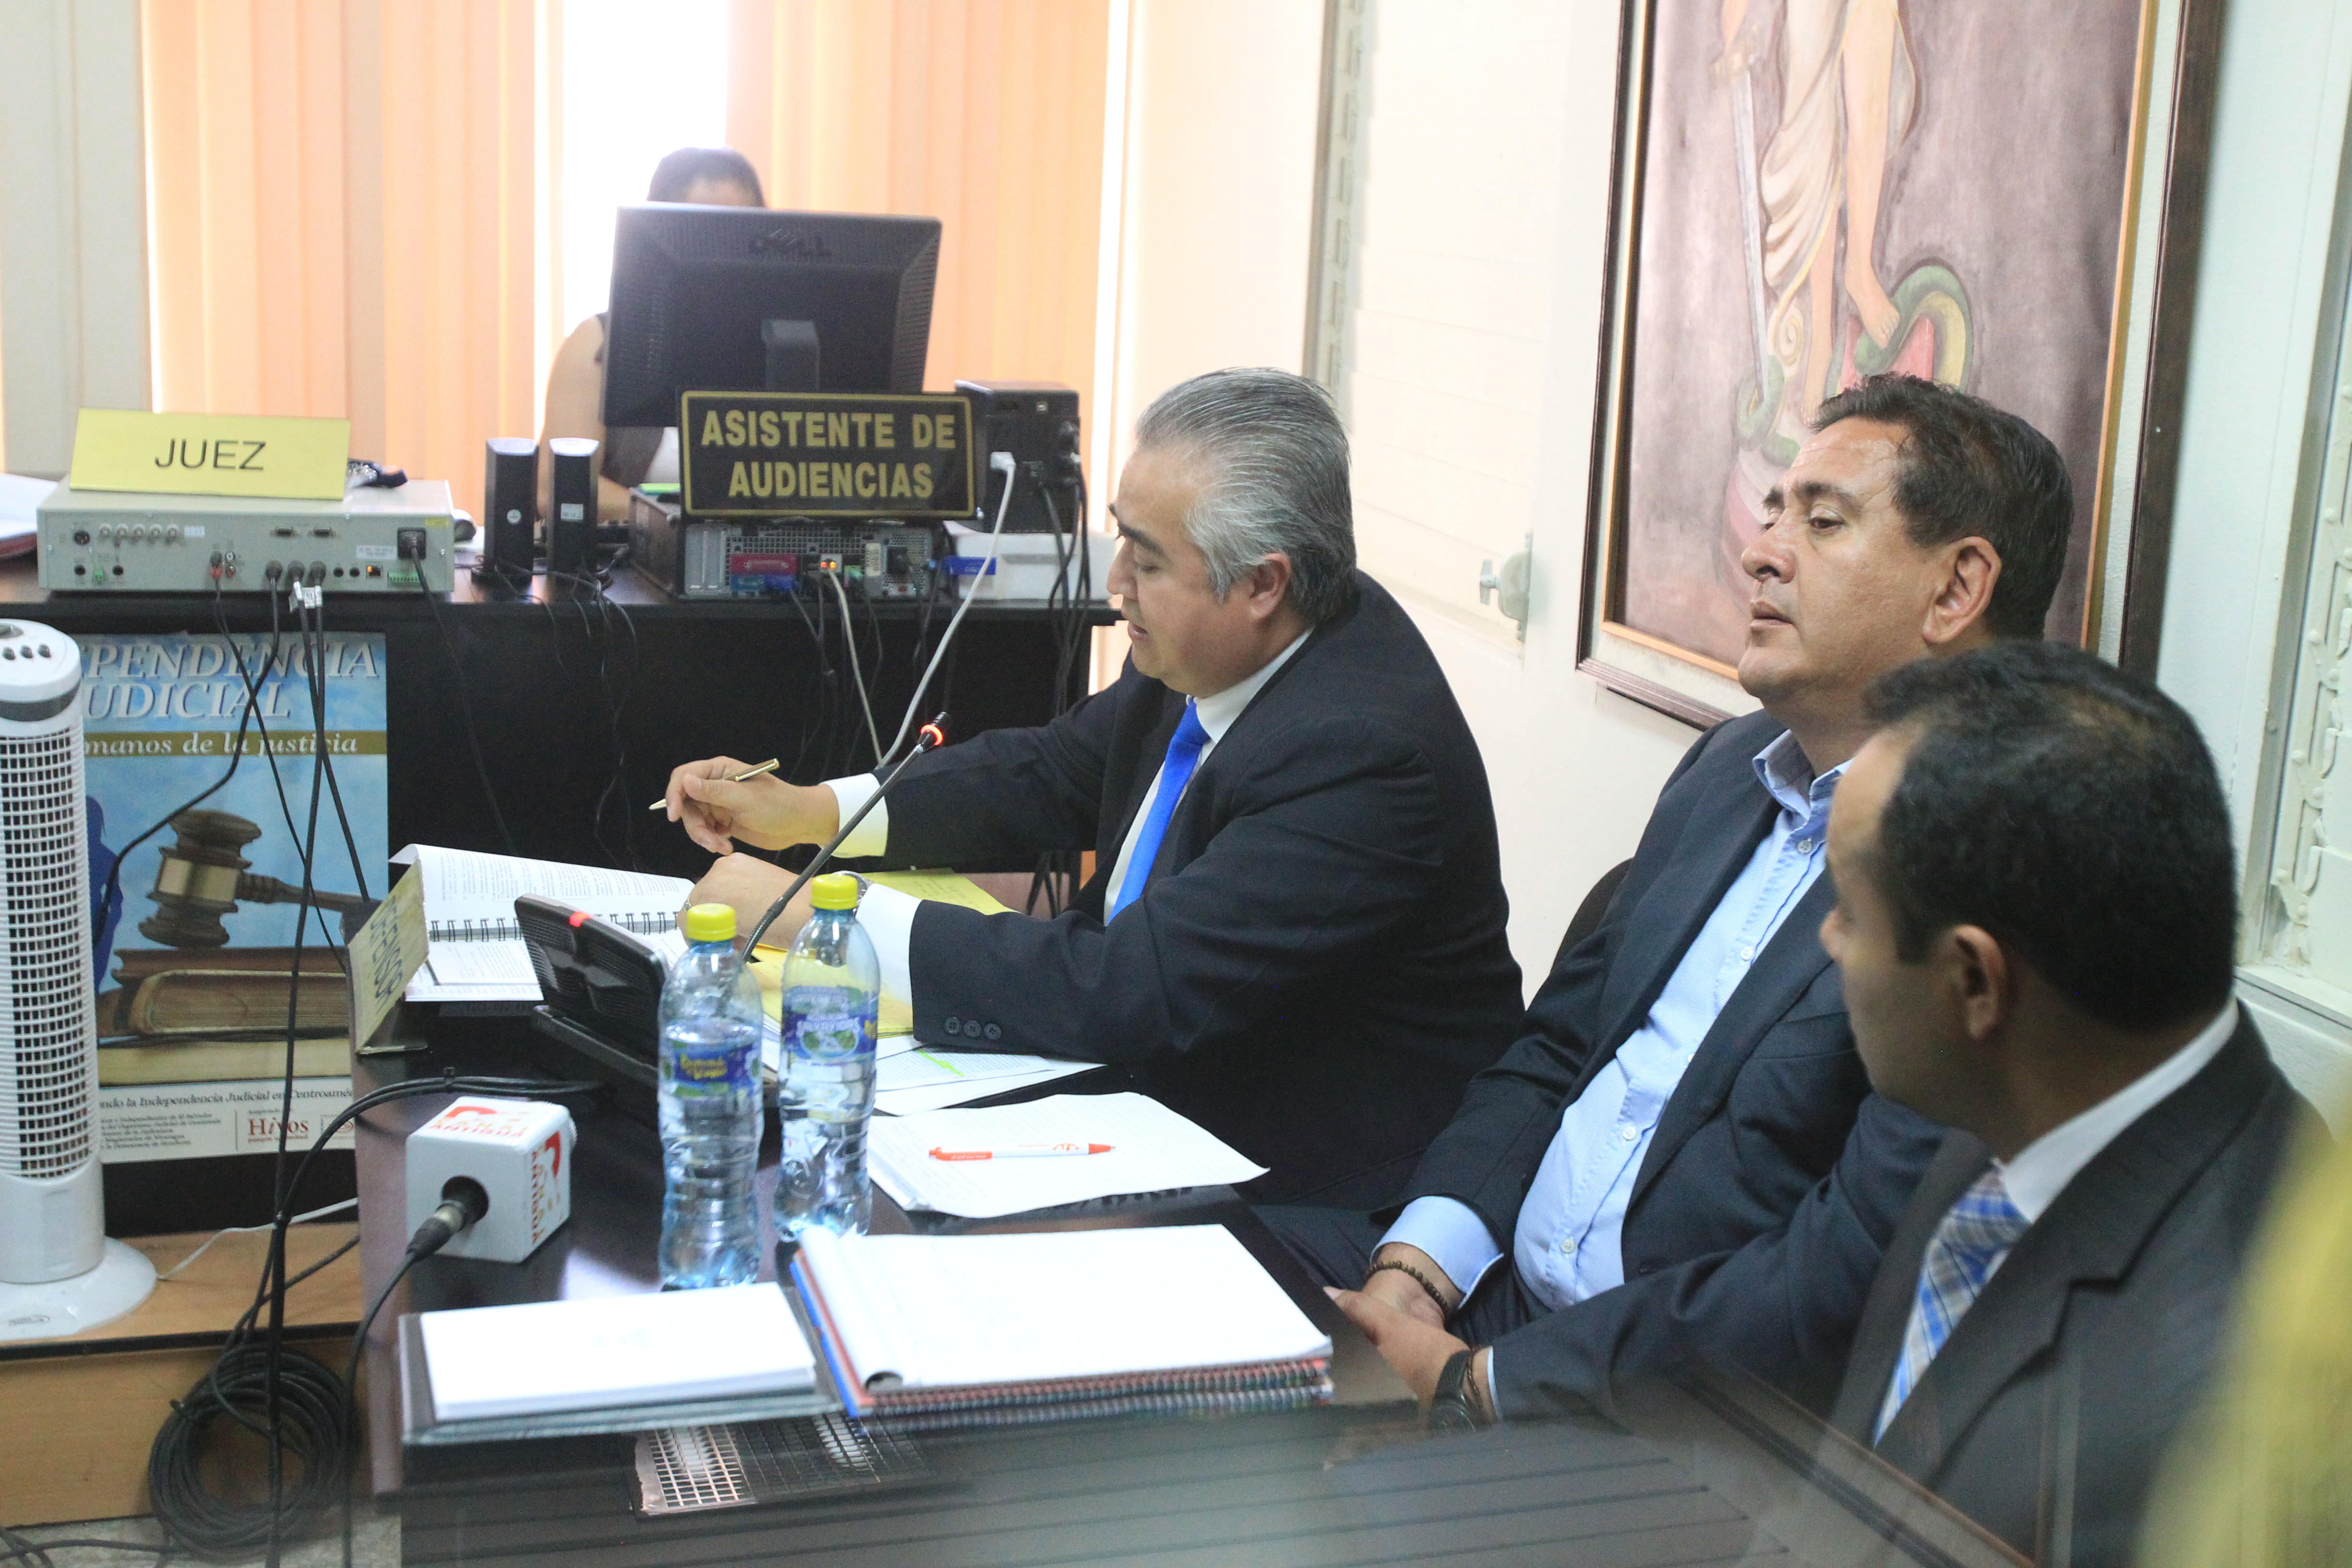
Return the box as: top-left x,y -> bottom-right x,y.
1875,1168 -> 2031,1441
1106,701 -> 1211,921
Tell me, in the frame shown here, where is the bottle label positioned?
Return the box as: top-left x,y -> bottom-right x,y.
673,1041 -> 756,1090
789,1007 -> 876,1062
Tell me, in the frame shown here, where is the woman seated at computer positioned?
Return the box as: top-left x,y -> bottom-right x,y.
539,147 -> 766,523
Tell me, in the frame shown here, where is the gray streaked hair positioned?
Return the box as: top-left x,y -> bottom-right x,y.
1131,368 -> 1359,624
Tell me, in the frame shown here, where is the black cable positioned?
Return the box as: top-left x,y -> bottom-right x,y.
263,587 -> 333,1568
0,1542 -> 170,1561
301,597 -> 371,901
550,568 -> 646,872
337,1250 -> 420,1568
91,578 -> 286,944
147,1340 -> 346,1561
415,566 -> 516,854
145,1074 -> 602,1560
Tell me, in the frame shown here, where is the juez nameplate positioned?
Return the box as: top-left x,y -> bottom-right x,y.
679,391 -> 974,519
69,409 -> 351,501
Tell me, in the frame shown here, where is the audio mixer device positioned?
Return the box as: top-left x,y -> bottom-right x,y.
37,481 -> 458,593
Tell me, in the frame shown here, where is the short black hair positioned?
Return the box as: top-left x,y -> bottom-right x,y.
647,147 -> 765,205
1861,641 -> 2236,1033
1814,375 -> 2072,639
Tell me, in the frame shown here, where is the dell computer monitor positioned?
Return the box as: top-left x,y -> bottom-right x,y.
600,205 -> 942,428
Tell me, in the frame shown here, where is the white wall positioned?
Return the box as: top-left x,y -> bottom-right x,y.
2157,0 -> 2352,1112
1333,0 -> 1698,983
1102,0 -> 1327,479
0,0 -> 150,476
1103,0 -> 1697,987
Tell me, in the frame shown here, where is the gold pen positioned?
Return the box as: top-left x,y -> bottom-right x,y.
648,757 -> 781,811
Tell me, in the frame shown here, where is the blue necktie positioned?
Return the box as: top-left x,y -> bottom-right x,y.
1875,1168 -> 2031,1440
1106,701 -> 1211,921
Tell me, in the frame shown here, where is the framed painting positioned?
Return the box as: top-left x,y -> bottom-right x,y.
1578,0 -> 2218,724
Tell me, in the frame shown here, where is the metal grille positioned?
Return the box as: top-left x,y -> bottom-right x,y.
0,726 -> 94,1179
635,1415 -> 931,1516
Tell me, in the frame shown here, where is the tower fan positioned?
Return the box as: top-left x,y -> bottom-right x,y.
0,619 -> 153,1339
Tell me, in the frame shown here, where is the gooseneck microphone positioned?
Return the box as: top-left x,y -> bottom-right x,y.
738,713 -> 950,956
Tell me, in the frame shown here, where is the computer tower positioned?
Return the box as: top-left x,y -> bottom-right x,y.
956,380 -> 1081,534
547,438 -> 599,576
481,438 -> 537,580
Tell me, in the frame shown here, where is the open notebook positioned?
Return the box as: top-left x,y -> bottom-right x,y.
790,1225 -> 1332,1430
398,845 -> 691,1002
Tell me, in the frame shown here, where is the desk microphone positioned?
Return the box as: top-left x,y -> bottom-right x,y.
739,712 -> 950,956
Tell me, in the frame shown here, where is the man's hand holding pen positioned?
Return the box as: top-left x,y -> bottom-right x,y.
663,758 -> 838,855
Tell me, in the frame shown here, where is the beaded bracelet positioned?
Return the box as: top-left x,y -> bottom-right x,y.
1367,1257 -> 1452,1320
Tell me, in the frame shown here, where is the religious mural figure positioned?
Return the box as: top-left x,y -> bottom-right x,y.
1605,2 -> 2142,671
1717,0 -> 1972,572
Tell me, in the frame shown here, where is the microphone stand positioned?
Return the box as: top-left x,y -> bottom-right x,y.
736,714 -> 949,961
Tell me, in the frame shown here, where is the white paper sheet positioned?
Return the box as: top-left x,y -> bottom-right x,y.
417,1283 -> 814,1422
864,1093 -> 1267,1218
761,1024 -> 1092,1115
871,1064 -> 1093,1118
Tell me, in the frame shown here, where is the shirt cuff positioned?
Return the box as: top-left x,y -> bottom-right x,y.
852,882 -> 918,1006
1378,1197 -> 1504,1302
822,774 -> 889,858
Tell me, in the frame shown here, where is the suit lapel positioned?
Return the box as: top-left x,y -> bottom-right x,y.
1101,689 -> 1186,866
1628,871 -> 1838,1213
1874,1019 -> 2273,1477
1591,784 -> 1782,1073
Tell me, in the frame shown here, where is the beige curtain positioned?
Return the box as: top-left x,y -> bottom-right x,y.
140,1 -> 1107,517
726,0 -> 1110,399
141,0 -> 544,518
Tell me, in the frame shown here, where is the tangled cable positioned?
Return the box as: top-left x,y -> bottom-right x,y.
147,1341 -> 349,1559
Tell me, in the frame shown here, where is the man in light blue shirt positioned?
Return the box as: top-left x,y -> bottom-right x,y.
1265,375 -> 2080,1428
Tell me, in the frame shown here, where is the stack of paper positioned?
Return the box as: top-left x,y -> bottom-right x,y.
865,1093 -> 1267,1218
413,1284 -> 815,1422
791,1225 -> 1331,1430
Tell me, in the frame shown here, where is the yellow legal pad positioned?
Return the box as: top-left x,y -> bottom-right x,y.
70,409 -> 351,501
748,871 -> 1012,1038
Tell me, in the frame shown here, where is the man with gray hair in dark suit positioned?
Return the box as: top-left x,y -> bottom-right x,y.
666,368 -> 1524,1206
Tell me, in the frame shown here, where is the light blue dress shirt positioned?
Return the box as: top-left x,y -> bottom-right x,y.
1381,730 -> 1845,1324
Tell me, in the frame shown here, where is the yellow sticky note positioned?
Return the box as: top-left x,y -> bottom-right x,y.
70,409 -> 352,501
865,870 -> 1013,917
750,872 -> 1006,1039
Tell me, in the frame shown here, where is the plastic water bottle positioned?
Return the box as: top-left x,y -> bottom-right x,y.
777,873 -> 880,1239
658,902 -> 765,1288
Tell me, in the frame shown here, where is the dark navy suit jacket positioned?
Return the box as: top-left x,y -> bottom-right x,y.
1398,708 -> 1945,1418
869,574 -> 1524,1208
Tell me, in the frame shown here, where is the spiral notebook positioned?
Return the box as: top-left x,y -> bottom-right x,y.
789,1225 -> 1333,1431
398,844 -> 691,1002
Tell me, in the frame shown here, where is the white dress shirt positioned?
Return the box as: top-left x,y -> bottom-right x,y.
1995,1000 -> 2237,1223
818,630 -> 1313,1004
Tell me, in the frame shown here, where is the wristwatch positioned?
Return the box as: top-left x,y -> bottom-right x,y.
1428,1348 -> 1482,1433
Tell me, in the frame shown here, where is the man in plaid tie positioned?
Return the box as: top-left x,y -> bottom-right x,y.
1817,641 -> 2316,1566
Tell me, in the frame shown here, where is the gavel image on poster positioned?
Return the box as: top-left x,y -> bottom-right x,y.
139,808 -> 371,948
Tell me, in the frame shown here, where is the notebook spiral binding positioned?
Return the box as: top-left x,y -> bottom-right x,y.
429,912 -> 673,942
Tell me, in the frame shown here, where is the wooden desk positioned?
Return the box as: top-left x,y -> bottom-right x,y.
0,1223 -> 361,1525
352,1021 -> 2023,1568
